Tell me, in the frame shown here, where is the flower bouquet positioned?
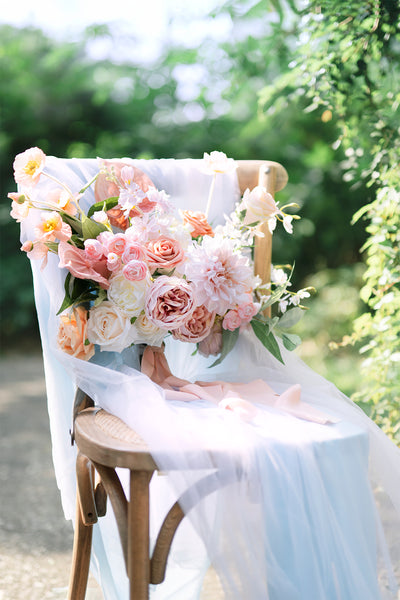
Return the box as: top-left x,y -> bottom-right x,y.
10,148 -> 311,367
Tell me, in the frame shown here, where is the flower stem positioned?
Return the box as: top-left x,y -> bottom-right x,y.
205,174 -> 216,219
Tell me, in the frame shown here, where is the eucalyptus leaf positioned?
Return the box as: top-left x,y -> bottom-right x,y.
250,319 -> 284,364
277,307 -> 303,330
209,327 -> 239,368
281,333 -> 301,352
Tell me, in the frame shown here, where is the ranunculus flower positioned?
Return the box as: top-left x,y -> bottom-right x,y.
145,276 -> 196,330
122,260 -> 148,281
200,151 -> 237,175
222,310 -> 241,331
58,241 -> 110,289
107,233 -> 128,256
146,236 -> 185,273
133,313 -> 166,347
106,252 -> 121,272
34,211 -> 72,243
13,147 -> 46,188
87,301 -> 137,352
237,299 -> 260,323
107,271 -> 150,316
182,210 -> 214,238
172,305 -> 216,343
122,242 -> 146,263
198,320 -> 223,357
241,186 -> 279,225
57,306 -> 95,361
84,239 -> 105,262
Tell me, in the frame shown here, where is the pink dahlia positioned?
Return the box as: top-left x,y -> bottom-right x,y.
184,235 -> 255,315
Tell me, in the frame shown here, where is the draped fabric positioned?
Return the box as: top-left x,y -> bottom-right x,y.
21,157 -> 400,599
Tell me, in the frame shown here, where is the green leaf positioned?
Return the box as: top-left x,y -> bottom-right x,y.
281,332 -> 301,351
81,214 -> 108,240
250,319 -> 284,363
209,327 -> 239,368
87,196 -> 119,217
277,307 -> 304,329
60,212 -> 83,236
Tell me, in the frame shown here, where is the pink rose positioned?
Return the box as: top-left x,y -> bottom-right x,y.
145,276 -> 195,330
107,233 -> 128,256
222,309 -> 241,331
237,300 -> 260,323
122,260 -> 148,281
58,241 -> 110,289
122,242 -> 146,263
198,320 -> 223,357
107,252 -> 121,272
57,306 -> 95,361
182,211 -> 214,238
146,236 -> 185,273
84,239 -> 105,262
172,305 -> 216,343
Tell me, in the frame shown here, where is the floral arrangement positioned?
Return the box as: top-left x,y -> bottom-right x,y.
10,148 -> 311,366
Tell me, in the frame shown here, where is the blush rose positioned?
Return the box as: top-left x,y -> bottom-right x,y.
145,276 -> 195,330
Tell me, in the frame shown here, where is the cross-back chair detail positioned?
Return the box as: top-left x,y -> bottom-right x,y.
68,159 -> 288,600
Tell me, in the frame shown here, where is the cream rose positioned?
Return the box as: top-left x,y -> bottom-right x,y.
107,271 -> 150,316
145,275 -> 195,330
133,313 -> 166,347
172,305 -> 216,343
241,186 -> 278,225
87,301 -> 137,352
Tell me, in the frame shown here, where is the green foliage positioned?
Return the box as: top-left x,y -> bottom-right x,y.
258,0 -> 400,441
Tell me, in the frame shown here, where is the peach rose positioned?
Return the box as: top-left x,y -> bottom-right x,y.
172,305 -> 216,343
58,306 -> 95,361
146,236 -> 185,273
182,210 -> 214,238
198,320 -> 223,357
122,260 -> 148,281
145,276 -> 195,330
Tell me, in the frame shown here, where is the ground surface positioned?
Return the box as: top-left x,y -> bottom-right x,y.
0,353 -> 398,599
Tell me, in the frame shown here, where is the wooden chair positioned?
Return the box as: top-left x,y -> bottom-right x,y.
69,160 -> 288,600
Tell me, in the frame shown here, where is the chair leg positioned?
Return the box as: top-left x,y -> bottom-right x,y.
128,470 -> 153,600
68,494 -> 93,600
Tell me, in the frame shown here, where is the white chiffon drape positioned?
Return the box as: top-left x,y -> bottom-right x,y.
21,157 -> 400,600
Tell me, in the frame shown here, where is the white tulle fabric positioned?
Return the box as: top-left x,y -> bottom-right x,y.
21,157 -> 400,600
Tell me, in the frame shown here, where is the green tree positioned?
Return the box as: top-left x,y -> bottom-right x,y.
257,0 -> 400,441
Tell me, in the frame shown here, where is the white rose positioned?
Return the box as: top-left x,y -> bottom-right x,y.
107,271 -> 150,316
133,314 -> 166,347
87,301 -> 137,352
241,186 -> 278,225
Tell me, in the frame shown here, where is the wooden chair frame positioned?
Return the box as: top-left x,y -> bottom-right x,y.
68,160 -> 288,600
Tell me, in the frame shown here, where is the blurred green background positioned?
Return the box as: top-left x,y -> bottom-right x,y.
0,2 -> 381,401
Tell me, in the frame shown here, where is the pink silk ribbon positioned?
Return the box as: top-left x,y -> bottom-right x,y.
141,346 -> 338,425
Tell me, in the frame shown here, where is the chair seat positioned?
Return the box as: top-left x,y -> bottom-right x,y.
74,408 -> 158,471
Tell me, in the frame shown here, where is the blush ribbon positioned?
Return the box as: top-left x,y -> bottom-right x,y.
141,346 -> 338,425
